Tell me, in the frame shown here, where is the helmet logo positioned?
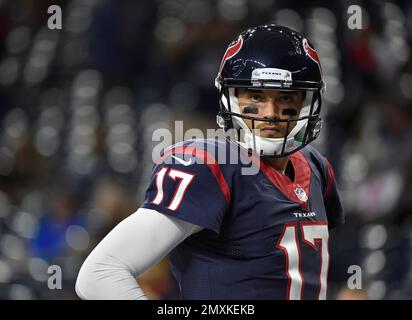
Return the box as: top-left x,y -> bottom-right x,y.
218,36 -> 243,74
303,39 -> 322,72
294,187 -> 308,202
251,68 -> 292,87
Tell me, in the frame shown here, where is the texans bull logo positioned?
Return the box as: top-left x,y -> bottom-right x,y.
218,35 -> 243,74
303,38 -> 322,73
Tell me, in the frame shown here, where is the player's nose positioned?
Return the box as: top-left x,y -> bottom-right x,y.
262,101 -> 280,120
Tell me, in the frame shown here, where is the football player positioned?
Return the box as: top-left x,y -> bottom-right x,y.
76,25 -> 344,300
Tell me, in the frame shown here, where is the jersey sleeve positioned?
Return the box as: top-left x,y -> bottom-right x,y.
323,159 -> 345,229
141,145 -> 231,235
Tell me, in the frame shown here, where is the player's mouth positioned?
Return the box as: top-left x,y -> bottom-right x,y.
260,126 -> 281,134
257,126 -> 284,138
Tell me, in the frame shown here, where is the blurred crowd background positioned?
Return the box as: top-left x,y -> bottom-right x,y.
0,0 -> 412,299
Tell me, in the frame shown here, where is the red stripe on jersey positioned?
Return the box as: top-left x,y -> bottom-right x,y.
156,146 -> 231,204
323,159 -> 335,199
251,151 -> 311,208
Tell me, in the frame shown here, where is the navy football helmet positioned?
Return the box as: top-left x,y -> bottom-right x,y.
215,24 -> 325,157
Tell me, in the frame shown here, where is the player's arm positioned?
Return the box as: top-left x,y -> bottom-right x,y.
75,207 -> 203,300
76,143 -> 231,299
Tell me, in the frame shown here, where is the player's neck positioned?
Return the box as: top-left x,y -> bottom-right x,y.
263,156 -> 290,173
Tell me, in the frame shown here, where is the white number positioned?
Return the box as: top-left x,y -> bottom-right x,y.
277,223 -> 329,300
152,167 -> 168,205
301,224 -> 329,300
277,224 -> 303,300
167,169 -> 195,210
152,167 -> 195,211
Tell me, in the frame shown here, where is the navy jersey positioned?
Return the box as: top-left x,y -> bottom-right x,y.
142,138 -> 344,300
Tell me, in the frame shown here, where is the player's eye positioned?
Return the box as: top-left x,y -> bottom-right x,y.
249,94 -> 264,103
278,95 -> 295,104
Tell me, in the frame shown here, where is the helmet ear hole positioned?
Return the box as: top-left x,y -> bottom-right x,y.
308,118 -> 322,141
216,115 -> 225,129
217,110 -> 234,130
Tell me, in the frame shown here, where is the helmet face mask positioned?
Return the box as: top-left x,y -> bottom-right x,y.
215,24 -> 325,158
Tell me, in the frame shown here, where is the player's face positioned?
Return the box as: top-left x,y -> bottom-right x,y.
236,88 -> 305,138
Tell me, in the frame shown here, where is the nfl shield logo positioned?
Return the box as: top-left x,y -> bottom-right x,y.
294,187 -> 308,202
